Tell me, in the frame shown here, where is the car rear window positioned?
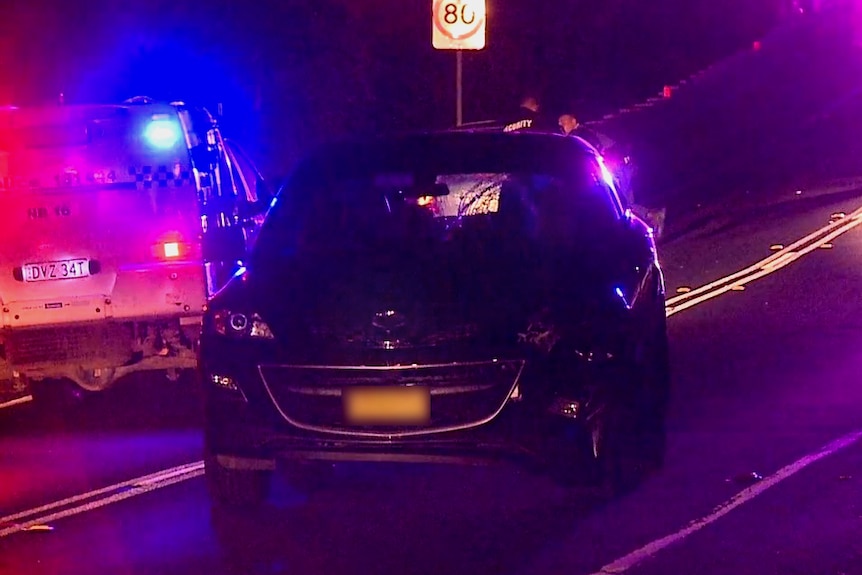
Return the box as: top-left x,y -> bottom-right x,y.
258,135 -> 622,258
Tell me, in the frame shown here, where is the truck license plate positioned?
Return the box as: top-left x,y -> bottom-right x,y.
23,259 -> 90,282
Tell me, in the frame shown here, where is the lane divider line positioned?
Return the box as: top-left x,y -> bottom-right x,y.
3,202 -> 862,538
134,463 -> 205,487
0,461 -> 204,536
665,206 -> 862,316
762,251 -> 800,270
666,205 -> 862,307
0,465 -> 204,538
0,395 -> 33,410
589,429 -> 862,574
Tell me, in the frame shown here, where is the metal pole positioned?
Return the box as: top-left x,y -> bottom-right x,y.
456,50 -> 463,126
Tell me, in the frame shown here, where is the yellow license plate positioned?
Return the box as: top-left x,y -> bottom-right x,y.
344,386 -> 430,425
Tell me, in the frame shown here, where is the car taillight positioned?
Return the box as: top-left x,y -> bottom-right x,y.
152,236 -> 199,261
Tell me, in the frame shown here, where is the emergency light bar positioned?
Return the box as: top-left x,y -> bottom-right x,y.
144,118 -> 181,149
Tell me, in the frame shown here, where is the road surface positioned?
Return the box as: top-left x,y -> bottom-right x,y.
4,10 -> 862,568
1,175 -> 861,575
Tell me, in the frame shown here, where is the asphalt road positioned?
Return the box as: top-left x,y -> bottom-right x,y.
4,7 -> 862,575
1,177 -> 861,575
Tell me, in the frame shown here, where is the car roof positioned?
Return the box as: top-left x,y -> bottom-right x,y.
0,102 -> 179,127
304,130 -> 599,169
384,129 -> 591,148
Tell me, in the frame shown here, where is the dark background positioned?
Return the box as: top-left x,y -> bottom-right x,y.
0,0 -> 786,174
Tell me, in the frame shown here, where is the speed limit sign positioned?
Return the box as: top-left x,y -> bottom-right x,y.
432,0 -> 486,50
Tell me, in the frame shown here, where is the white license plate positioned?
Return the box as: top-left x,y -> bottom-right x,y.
23,259 -> 90,282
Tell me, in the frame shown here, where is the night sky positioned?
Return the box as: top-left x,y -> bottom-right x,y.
0,0 -> 783,173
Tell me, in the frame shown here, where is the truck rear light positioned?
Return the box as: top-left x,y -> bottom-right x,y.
152,240 -> 197,260
163,242 -> 180,258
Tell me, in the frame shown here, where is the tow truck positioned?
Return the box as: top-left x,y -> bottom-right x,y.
0,97 -> 271,403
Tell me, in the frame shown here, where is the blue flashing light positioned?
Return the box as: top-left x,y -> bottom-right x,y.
144,119 -> 181,149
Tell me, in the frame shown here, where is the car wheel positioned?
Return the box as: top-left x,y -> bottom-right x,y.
545,395 -> 641,496
205,455 -> 272,508
586,325 -> 670,495
638,305 -> 671,470
548,306 -> 669,495
589,402 -> 645,496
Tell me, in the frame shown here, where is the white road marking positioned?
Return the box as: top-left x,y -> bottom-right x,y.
665,205 -> 862,317
762,251 -> 800,270
0,468 -> 204,538
0,395 -> 33,410
2,197 -> 861,539
576,203 -> 862,571
589,429 -> 862,574
0,461 -> 204,537
666,204 -> 862,308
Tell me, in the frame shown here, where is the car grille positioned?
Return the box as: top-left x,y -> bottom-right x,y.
258,360 -> 525,437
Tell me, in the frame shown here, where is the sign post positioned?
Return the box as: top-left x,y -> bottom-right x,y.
456,51 -> 463,126
432,0 -> 487,126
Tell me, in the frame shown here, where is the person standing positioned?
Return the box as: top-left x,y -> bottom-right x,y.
503,95 -> 555,133
558,113 -> 614,152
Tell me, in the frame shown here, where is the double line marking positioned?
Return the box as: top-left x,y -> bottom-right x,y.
664,206 -> 862,317
2,203 -> 862,539
0,461 -> 204,538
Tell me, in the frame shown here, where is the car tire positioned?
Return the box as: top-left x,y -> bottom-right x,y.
544,386 -> 641,495
589,402 -> 644,496
546,404 -> 641,497
567,306 -> 670,496
639,303 -> 671,470
205,455 -> 272,508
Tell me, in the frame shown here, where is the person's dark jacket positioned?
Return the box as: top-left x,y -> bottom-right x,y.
567,125 -> 615,153
502,106 -> 556,134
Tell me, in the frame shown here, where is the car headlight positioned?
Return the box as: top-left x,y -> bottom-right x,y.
211,310 -> 275,340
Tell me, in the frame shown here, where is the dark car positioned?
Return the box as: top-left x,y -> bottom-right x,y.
201,131 -> 670,506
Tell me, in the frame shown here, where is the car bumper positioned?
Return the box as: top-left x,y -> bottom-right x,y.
202,345 -> 614,476
206,400 -> 600,481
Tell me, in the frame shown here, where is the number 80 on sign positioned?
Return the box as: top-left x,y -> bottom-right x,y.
432,0 -> 487,50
